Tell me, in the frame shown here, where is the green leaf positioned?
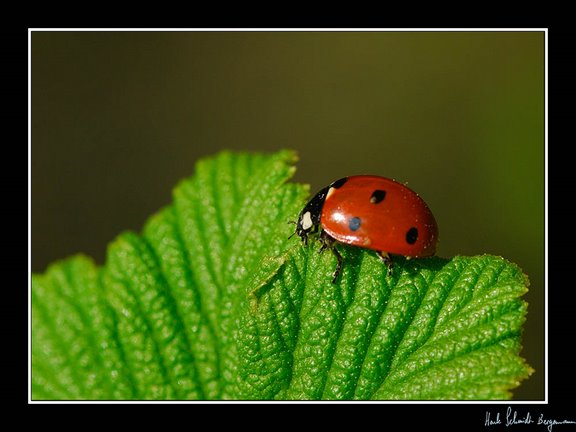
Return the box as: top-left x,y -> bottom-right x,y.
32,150 -> 533,400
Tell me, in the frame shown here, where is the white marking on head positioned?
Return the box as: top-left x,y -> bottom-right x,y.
326,187 -> 336,200
301,211 -> 313,230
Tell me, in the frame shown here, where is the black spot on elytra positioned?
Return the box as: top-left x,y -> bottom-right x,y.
406,227 -> 418,244
370,189 -> 386,204
330,177 -> 348,189
349,216 -> 362,231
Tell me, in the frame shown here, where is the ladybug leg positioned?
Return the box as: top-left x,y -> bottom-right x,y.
330,247 -> 343,284
377,251 -> 393,276
318,229 -> 332,252
319,230 -> 343,283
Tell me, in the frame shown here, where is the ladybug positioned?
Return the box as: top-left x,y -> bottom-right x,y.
293,175 -> 438,283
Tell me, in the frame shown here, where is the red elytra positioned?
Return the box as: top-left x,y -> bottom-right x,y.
294,175 -> 439,282
321,175 -> 438,257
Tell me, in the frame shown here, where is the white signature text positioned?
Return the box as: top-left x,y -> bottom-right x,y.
485,407 -> 576,431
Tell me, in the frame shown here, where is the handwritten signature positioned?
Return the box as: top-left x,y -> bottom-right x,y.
485,407 -> 576,431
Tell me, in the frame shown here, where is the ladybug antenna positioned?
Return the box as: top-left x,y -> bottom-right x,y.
287,220 -> 298,240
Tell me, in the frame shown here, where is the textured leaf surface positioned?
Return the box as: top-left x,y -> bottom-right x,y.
32,150 -> 533,400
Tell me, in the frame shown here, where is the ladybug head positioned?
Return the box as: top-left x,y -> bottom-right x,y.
294,211 -> 315,245
288,214 -> 314,245
291,185 -> 330,246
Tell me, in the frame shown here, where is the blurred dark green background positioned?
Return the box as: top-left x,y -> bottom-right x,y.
31,31 -> 544,400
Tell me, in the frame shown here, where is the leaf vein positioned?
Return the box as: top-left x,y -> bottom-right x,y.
140,235 -> 207,399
